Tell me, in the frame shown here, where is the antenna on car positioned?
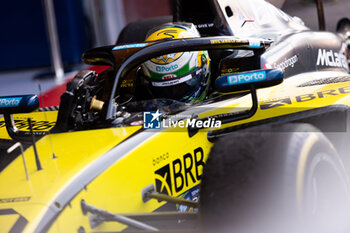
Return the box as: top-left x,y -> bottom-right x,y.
7,142 -> 30,181
38,84 -> 57,159
28,118 -> 43,171
316,0 -> 326,31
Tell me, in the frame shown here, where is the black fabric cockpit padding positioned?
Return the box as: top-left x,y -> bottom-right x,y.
116,16 -> 172,44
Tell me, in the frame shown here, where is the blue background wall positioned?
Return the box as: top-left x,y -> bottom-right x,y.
0,0 -> 89,70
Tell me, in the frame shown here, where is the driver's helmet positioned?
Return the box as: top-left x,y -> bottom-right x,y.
141,23 -> 210,104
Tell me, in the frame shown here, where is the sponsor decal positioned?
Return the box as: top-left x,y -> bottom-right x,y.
260,86 -> 350,109
196,23 -> 214,29
274,55 -> 298,72
154,164 -> 172,195
153,152 -> 170,166
0,97 -> 22,108
162,74 -> 177,80
178,186 -> 199,212
0,120 -> 56,130
144,52 -> 191,74
248,39 -> 261,48
154,147 -> 205,195
210,39 -> 242,44
152,74 -> 192,87
120,79 -> 133,88
112,43 -> 148,51
143,110 -> 222,129
155,64 -> 179,73
211,38 -> 261,47
260,97 -> 292,109
0,197 -> 31,204
221,67 -> 240,75
228,71 -> 266,85
130,120 -> 143,126
316,49 -> 348,69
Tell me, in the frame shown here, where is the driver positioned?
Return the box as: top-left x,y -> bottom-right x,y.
141,23 -> 211,104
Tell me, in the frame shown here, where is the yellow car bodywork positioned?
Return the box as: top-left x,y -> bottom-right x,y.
1,70 -> 350,232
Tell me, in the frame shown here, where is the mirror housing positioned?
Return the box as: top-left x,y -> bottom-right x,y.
0,95 -> 42,142
0,95 -> 39,114
215,69 -> 284,93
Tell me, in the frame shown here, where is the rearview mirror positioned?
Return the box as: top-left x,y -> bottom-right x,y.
215,69 -> 284,93
0,95 -> 39,114
0,95 -> 42,142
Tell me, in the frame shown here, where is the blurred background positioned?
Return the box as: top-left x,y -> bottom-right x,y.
0,0 -> 349,98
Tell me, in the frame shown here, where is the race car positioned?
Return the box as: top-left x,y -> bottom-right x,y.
1,0 -> 350,232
